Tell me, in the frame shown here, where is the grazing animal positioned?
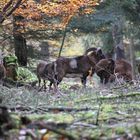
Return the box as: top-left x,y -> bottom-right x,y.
95,58 -> 133,84
95,58 -> 115,84
47,48 -> 105,90
114,45 -> 133,83
36,61 -> 48,89
36,48 -> 105,92
114,59 -> 133,82
56,48 -> 105,86
36,61 -> 56,90
42,61 -> 60,92
97,45 -> 132,84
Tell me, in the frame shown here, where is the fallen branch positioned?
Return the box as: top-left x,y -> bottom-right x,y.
76,92 -> 140,103
38,106 -> 94,112
71,122 -> 97,128
27,121 -> 77,140
110,83 -> 130,90
8,105 -> 95,114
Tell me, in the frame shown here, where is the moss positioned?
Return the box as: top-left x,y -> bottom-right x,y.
115,127 -> 125,135
27,113 -> 74,123
11,114 -> 21,128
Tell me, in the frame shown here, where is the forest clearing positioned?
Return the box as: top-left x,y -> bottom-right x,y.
0,0 -> 140,139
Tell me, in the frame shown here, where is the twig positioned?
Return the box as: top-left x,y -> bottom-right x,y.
26,129 -> 37,139
95,102 -> 102,125
95,91 -> 102,125
110,83 -> 129,89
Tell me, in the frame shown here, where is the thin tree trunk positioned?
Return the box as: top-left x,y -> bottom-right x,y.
129,36 -> 136,79
112,22 -> 125,60
58,27 -> 67,57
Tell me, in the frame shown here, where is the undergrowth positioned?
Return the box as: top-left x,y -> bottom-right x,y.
0,79 -> 140,139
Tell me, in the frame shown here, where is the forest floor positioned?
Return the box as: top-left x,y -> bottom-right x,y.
1,76 -> 140,140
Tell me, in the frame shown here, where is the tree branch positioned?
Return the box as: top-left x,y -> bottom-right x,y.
0,0 -> 23,23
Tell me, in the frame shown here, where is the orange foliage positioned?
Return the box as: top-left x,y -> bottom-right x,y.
1,0 -> 99,31
0,0 -> 23,23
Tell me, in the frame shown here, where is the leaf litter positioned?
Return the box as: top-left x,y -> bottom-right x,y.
0,79 -> 140,139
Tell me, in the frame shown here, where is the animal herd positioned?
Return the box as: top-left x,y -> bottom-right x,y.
0,47 -> 133,93
36,47 -> 133,92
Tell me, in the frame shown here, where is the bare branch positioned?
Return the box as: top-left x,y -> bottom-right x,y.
2,0 -> 13,13
0,0 -> 23,23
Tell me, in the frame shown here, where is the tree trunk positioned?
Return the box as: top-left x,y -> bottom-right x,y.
129,36 -> 136,79
112,22 -> 125,60
39,41 -> 50,60
13,15 -> 27,66
58,27 -> 67,57
14,34 -> 27,66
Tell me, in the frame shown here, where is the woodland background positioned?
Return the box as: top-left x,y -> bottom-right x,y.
0,0 -> 140,139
